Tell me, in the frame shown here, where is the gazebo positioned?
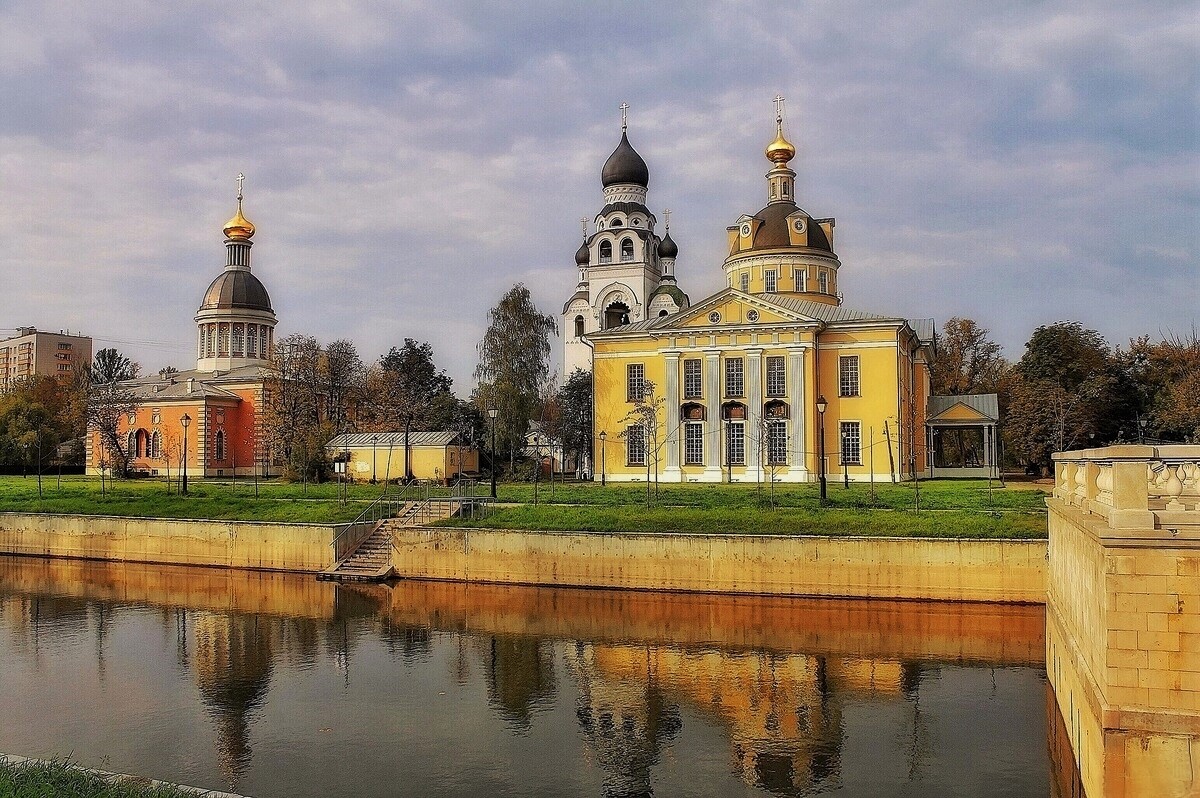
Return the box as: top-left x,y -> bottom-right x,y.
925,394 -> 1000,479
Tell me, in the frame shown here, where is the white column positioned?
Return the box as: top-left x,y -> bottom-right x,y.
663,351 -> 681,481
704,350 -> 722,482
787,348 -> 808,481
746,348 -> 763,482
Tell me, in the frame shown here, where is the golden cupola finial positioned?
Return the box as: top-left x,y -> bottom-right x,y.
222,173 -> 256,241
765,96 -> 796,166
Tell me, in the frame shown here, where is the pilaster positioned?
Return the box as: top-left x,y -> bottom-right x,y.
704,350 -> 722,481
663,351 -> 681,481
787,349 -> 809,480
746,348 -> 763,481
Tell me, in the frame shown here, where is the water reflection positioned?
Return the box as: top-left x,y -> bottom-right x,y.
0,557 -> 1076,797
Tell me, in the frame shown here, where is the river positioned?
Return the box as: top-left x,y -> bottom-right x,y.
0,556 -> 1080,797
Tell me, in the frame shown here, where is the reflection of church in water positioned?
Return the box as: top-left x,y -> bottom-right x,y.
566,642 -> 920,796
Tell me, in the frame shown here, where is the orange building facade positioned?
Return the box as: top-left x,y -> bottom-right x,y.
86,183 -> 278,478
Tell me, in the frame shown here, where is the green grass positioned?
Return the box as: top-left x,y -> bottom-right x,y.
443,503 -> 1046,538
0,757 -> 205,798
498,478 -> 1048,512
0,474 -> 373,523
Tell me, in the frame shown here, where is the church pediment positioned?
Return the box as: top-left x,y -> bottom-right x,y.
660,289 -> 820,330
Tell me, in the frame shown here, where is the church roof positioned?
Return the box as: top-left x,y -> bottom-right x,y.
327,431 -> 465,449
119,364 -> 276,401
200,270 -> 274,313
739,202 -> 833,253
649,284 -> 688,306
597,201 -> 652,219
658,230 -> 678,258
562,289 -> 589,313
601,131 -> 650,188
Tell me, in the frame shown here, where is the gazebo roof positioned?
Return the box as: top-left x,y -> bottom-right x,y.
926,394 -> 999,424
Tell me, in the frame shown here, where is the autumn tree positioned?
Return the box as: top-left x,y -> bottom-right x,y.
321,339 -> 365,434
474,284 -> 558,467
86,378 -> 139,478
931,317 -> 1008,396
1121,331 -> 1200,442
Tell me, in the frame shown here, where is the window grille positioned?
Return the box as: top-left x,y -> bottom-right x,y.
724,358 -> 744,398
626,424 -> 646,466
683,360 -> 702,399
626,363 -> 645,402
684,422 -> 704,465
818,270 -> 829,293
795,268 -> 806,292
740,273 -> 749,292
764,270 -> 777,293
840,421 -> 862,465
726,422 -> 745,465
767,420 -> 788,465
839,356 -> 860,397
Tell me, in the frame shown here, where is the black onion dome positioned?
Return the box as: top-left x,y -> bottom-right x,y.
747,202 -> 832,252
200,270 -> 273,312
575,241 -> 590,265
659,230 -> 678,258
601,132 -> 649,188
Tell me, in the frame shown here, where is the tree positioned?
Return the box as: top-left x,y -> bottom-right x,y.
621,380 -> 665,507
91,348 -> 139,384
474,284 -> 558,467
86,379 -> 139,478
368,339 -> 453,431
1121,331 -> 1200,442
558,369 -> 593,478
1004,322 -> 1126,473
321,339 -> 365,434
931,317 -> 1008,396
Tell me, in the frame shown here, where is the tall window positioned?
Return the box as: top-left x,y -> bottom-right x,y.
626,424 -> 646,466
767,420 -> 788,465
840,421 -> 861,465
839,355 -> 860,397
766,356 -> 786,397
215,429 -> 226,461
599,241 -> 613,264
574,315 -> 585,337
740,273 -> 750,292
151,431 -> 161,459
684,423 -> 704,465
818,269 -> 829,294
626,363 -> 645,402
620,238 -> 634,262
126,431 -> 135,458
726,422 -> 745,465
724,358 -> 744,398
207,326 -> 216,357
248,325 -> 258,357
232,324 -> 244,356
795,268 -> 807,292
764,269 -> 777,293
683,359 -> 702,399
219,325 -> 230,356
198,328 -> 205,358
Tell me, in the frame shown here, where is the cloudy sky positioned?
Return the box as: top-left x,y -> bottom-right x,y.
1,1 -> 1195,390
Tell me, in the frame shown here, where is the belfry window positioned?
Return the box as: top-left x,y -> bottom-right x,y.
599,241 -> 613,264
248,325 -> 258,357
740,273 -> 750,292
620,239 -> 634,262
574,315 -> 585,338
232,324 -> 244,356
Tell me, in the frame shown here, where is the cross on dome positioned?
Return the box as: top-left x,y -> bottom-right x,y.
620,102 -> 629,132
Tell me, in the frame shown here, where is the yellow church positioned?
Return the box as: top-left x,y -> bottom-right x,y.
580,103 -> 934,483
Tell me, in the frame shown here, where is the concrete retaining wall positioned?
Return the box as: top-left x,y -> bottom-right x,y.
394,527 -> 1047,603
0,513 -> 345,573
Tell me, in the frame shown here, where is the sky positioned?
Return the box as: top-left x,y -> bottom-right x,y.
0,1 -> 1195,391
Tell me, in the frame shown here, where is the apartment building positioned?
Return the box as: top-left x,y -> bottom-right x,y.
0,327 -> 92,391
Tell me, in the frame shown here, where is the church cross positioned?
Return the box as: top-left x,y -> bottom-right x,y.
773,95 -> 785,123
663,208 -> 671,230
620,102 -> 629,131
580,217 -> 588,238
236,172 -> 246,201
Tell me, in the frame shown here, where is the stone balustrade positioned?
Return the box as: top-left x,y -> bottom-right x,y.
1053,444 -> 1200,533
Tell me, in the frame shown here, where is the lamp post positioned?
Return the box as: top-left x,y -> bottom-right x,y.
816,395 -> 827,505
180,414 -> 191,495
599,430 -> 607,487
533,433 -> 541,505
841,430 -> 850,489
371,434 -> 378,484
487,408 -> 498,499
1138,417 -> 1148,445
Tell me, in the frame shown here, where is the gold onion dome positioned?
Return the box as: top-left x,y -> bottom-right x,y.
223,200 -> 255,241
765,121 -> 796,166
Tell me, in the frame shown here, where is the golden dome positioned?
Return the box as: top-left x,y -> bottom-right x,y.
222,200 -> 255,241
765,121 -> 796,166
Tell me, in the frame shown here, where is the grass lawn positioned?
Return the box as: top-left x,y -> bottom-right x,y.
0,474 -> 379,523
0,757 -> 207,798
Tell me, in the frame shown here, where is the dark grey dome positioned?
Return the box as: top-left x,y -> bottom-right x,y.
659,230 -> 678,258
200,270 -> 273,312
602,132 -> 649,188
745,202 -> 832,253
575,240 -> 590,265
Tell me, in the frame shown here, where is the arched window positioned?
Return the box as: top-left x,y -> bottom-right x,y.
598,241 -> 613,264
127,431 -> 136,458
620,238 -> 634,262
151,431 -> 162,459
610,218 -> 623,228
574,315 -> 585,337
215,429 -> 226,461
604,302 -> 631,330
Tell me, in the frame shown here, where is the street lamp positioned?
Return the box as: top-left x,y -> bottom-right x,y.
1138,417 -> 1148,445
487,408 -> 498,499
841,430 -> 850,489
816,395 -> 827,505
599,430 -> 607,487
371,434 -> 378,484
180,414 -> 191,495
